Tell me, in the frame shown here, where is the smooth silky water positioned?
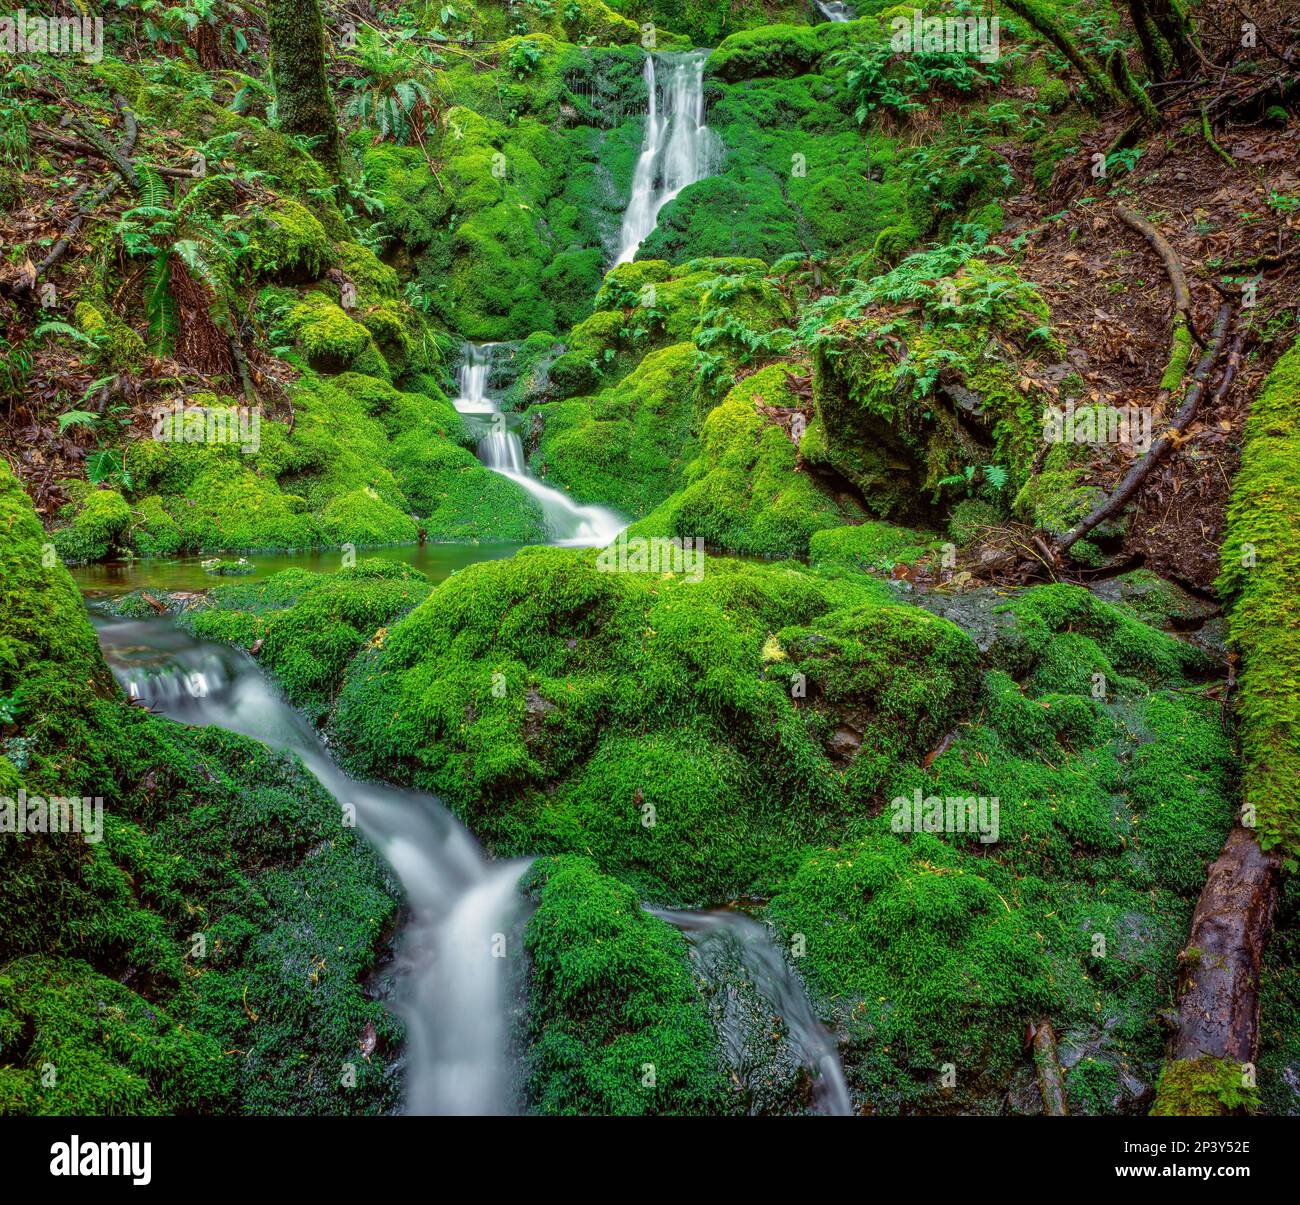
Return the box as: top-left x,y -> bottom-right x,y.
93,613 -> 531,1115
76,50 -> 850,1114
616,50 -> 720,266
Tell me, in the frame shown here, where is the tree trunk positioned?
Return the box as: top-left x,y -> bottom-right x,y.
1126,0 -> 1171,81
267,0 -> 341,178
1146,0 -> 1200,78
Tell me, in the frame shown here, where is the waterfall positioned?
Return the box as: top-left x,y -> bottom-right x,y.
615,51 -> 720,265
813,1 -> 855,21
454,343 -> 624,547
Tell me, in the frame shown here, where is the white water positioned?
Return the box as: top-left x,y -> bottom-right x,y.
654,908 -> 853,1116
89,615 -> 852,1118
615,51 -> 720,265
96,618 -> 530,1116
814,1 -> 854,21
453,343 -> 624,547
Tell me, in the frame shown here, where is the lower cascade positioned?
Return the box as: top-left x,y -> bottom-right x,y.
453,343 -> 623,547
96,615 -> 531,1117
615,50 -> 720,265
654,909 -> 852,1116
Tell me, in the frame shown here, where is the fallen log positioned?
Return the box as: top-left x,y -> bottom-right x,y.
1031,1019 -> 1069,1115
1150,824 -> 1282,1114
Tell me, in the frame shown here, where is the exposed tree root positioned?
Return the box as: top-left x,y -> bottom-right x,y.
1056,302 -> 1232,554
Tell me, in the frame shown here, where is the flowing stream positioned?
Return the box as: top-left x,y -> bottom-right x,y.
454,343 -> 623,547
73,77 -> 852,1111
615,50 -> 720,265
94,615 -> 531,1116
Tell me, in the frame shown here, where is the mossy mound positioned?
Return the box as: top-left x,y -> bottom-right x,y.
182,559 -> 433,723
316,547 -> 980,904
630,363 -> 864,557
522,856 -> 733,1116
810,520 -> 937,573
527,342 -> 700,519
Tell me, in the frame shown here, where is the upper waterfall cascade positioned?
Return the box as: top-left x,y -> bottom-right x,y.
615,51 -> 721,265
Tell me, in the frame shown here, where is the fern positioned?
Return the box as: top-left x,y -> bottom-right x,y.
144,255 -> 177,353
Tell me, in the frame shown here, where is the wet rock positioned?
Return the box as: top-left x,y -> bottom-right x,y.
911,586 -> 1026,660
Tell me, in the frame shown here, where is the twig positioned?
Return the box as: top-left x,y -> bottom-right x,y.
1200,104 -> 1237,170
1057,303 -> 1233,552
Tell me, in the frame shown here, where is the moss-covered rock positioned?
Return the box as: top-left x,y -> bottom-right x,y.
50,489 -> 130,564
522,855 -> 733,1116
528,341 -> 699,519
631,362 -> 862,557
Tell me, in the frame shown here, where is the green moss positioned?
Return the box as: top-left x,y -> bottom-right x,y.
389,436 -> 547,542
769,829 -> 1053,1111
631,363 -> 861,557
810,520 -> 935,573
284,293 -> 375,371
529,342 -> 698,519
0,956 -> 230,1115
50,490 -> 130,563
1159,316 -> 1193,393
1150,1056 -> 1260,1116
319,487 -> 419,547
324,548 -> 977,902
1216,338 -> 1300,863
74,303 -> 146,374
522,856 -> 732,1116
809,252 -> 1053,517
947,497 -> 1002,545
185,559 -> 432,721
707,21 -> 868,82
247,199 -> 335,282
991,583 -> 1210,692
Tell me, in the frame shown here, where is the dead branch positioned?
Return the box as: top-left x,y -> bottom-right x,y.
1057,302 -> 1232,552
1031,1020 -> 1070,1115
1115,203 -> 1199,345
